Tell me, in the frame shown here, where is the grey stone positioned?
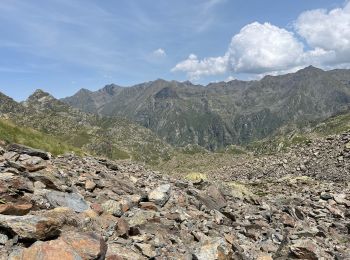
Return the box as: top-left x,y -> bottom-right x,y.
148,184 -> 171,207
45,190 -> 89,213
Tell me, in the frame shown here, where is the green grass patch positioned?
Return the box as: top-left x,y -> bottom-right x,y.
0,119 -> 83,156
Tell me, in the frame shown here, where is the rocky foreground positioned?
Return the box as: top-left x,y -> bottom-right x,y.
0,134 -> 349,259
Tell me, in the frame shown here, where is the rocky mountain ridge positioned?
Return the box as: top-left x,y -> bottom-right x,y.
0,130 -> 349,259
0,90 -> 172,164
63,66 -> 350,150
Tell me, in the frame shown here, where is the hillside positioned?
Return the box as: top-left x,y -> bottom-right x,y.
63,66 -> 350,150
0,130 -> 349,259
0,90 -> 172,164
0,118 -> 82,156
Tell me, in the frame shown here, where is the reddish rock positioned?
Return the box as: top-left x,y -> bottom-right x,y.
206,185 -> 227,209
9,239 -> 80,260
140,202 -> 159,211
116,218 -> 129,237
9,232 -> 107,260
281,213 -> 296,227
91,203 -> 104,215
290,240 -> 320,260
0,203 -> 32,216
61,232 -> 107,259
25,164 -> 47,172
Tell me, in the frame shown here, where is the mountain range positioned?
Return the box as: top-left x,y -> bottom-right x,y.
62,66 -> 350,150
1,65 -> 350,164
0,90 -> 172,163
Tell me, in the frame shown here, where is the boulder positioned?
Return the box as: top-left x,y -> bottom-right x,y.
128,210 -> 156,227
194,237 -> 233,260
148,184 -> 171,207
7,144 -> 51,160
9,240 -> 81,260
44,190 -> 89,213
107,243 -> 146,260
102,200 -> 123,217
206,185 -> 227,209
9,232 -> 107,260
61,231 -> 107,259
135,243 -> 157,258
0,203 -> 32,216
290,240 -> 320,260
85,180 -> 96,191
0,215 -> 60,240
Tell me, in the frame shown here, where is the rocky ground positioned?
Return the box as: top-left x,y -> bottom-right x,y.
0,133 -> 349,259
209,132 -> 350,183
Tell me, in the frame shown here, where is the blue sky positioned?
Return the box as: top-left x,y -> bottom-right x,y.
0,0 -> 347,100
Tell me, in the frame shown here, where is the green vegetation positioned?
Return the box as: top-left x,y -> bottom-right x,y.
0,119 -> 82,156
185,172 -> 207,181
314,112 -> 350,135
246,133 -> 312,155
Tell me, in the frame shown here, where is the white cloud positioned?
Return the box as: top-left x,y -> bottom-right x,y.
172,22 -> 304,78
171,53 -> 229,80
224,75 -> 235,82
152,48 -> 167,58
173,2 -> 350,79
227,22 -> 304,74
295,1 -> 350,65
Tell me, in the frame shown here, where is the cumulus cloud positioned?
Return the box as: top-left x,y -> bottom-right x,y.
172,22 -> 304,78
227,22 -> 304,74
173,2 -> 350,79
152,48 -> 167,58
171,53 -> 228,80
295,1 -> 350,65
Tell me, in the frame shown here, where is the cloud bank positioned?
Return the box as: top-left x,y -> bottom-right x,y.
172,1 -> 350,80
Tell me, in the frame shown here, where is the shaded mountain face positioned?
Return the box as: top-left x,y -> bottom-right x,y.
62,66 -> 350,150
0,90 -> 172,163
0,92 -> 24,114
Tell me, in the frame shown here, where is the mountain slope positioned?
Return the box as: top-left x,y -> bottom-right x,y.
0,118 -> 82,155
63,66 -> 350,150
0,90 -> 172,163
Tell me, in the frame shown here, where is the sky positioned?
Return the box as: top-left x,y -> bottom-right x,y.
0,0 -> 348,100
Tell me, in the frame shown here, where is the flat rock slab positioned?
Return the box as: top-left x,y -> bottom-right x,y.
0,203 -> 32,216
7,144 -> 51,160
9,231 -> 107,260
0,215 -> 60,240
45,190 -> 89,213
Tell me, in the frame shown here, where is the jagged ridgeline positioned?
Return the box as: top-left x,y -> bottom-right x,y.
0,90 -> 172,164
63,66 -> 350,151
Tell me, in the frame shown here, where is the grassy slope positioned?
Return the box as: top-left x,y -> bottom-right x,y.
0,119 -> 82,156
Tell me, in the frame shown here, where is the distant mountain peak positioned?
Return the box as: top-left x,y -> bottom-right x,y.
299,65 -> 324,74
27,89 -> 54,102
23,89 -> 71,113
152,78 -> 168,84
76,88 -> 92,94
100,84 -> 119,95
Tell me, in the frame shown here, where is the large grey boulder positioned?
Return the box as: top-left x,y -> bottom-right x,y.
148,184 -> 171,207
44,190 -> 89,213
